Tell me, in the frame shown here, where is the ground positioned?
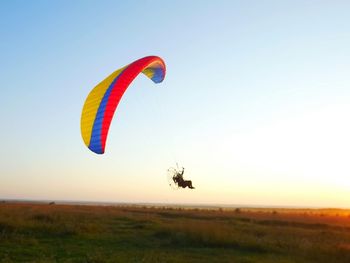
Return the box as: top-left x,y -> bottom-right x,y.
0,203 -> 350,262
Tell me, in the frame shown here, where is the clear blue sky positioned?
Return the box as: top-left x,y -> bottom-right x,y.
1,0 -> 350,207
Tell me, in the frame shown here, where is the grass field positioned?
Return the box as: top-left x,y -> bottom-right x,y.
0,203 -> 350,262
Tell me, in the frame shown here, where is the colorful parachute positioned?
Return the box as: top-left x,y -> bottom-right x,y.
81,56 -> 166,154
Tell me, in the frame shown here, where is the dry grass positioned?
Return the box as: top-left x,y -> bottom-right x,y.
0,203 -> 350,262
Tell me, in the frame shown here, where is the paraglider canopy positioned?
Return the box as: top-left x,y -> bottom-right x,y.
81,56 -> 166,154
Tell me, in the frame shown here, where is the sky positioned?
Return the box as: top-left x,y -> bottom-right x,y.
1,0 -> 349,208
